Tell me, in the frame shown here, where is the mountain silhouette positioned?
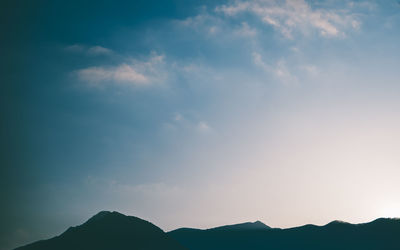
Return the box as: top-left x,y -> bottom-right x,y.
171,220 -> 270,235
14,211 -> 400,250
15,211 -> 186,250
209,220 -> 271,231
168,217 -> 400,250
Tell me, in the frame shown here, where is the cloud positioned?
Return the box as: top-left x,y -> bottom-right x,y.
252,52 -> 297,85
197,121 -> 212,133
302,65 -> 319,77
76,53 -> 165,88
174,113 -> 183,121
77,64 -> 148,86
234,22 -> 257,37
87,46 -> 113,55
216,1 -> 250,16
163,113 -> 214,135
174,12 -> 226,36
65,44 -> 113,56
274,59 -> 298,84
113,64 -> 148,83
252,52 -> 270,72
174,10 -> 259,40
216,0 -> 362,38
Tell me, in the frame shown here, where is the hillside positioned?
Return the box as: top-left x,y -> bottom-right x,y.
15,211 -> 186,250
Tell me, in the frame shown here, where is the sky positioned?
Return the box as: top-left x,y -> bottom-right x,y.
1,0 -> 400,249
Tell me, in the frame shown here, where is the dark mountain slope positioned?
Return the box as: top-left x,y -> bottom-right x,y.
168,218 -> 400,250
15,211 -> 186,250
209,220 -> 270,231
14,211 -> 400,250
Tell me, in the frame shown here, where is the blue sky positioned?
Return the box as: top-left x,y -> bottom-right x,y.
2,0 -> 400,249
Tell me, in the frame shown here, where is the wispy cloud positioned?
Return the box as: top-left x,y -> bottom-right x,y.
196,121 -> 212,133
301,64 -> 319,77
76,53 -> 165,88
87,46 -> 113,55
216,0 -> 362,38
174,12 -> 225,36
163,112 -> 214,135
174,10 -> 258,40
65,44 -> 113,56
252,52 -> 297,85
234,22 -> 257,37
252,52 -> 270,72
77,64 -> 149,86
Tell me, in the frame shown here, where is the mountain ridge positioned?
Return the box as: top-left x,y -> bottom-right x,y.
169,216 -> 400,250
170,217 -> 400,232
15,211 -> 400,250
15,211 -> 186,250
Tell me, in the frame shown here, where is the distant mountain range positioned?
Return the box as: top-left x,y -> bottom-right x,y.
169,217 -> 400,250
15,211 -> 400,250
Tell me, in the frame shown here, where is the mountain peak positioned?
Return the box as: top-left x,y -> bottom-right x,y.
254,220 -> 268,227
326,220 -> 350,226
371,217 -> 400,223
16,211 -> 187,250
209,220 -> 270,231
94,210 -> 114,216
86,211 -> 122,223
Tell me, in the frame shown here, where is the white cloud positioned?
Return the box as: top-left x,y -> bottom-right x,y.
216,0 -> 362,38
174,11 -> 259,39
197,121 -> 212,133
216,1 -> 250,16
77,64 -> 148,86
113,64 -> 148,83
76,53 -> 165,88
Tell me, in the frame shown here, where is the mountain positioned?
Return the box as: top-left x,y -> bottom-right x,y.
15,211 -> 186,250
168,218 -> 400,250
15,211 -> 400,250
208,220 -> 270,231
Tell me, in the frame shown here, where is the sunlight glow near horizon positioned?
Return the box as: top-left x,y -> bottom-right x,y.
377,202 -> 400,219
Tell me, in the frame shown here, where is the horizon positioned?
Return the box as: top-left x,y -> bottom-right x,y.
2,0 -> 400,250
